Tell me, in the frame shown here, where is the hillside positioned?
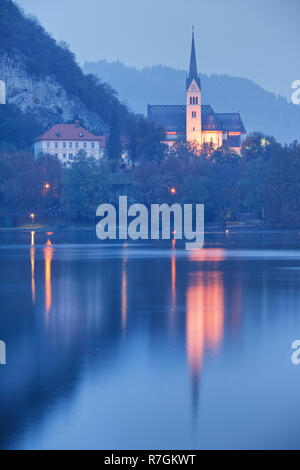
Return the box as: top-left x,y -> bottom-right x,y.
84,60 -> 300,143
0,0 -> 129,135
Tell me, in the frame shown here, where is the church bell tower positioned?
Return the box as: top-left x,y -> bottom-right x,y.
186,29 -> 202,148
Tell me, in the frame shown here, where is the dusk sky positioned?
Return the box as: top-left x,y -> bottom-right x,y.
17,0 -> 300,100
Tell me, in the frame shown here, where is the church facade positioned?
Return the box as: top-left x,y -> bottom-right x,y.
148,33 -> 246,153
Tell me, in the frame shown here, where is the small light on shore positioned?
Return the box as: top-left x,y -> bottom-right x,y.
30,213 -> 35,224
44,183 -> 50,190
170,187 -> 176,194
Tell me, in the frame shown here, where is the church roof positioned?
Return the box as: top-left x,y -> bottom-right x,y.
148,104 -> 246,133
148,105 -> 186,132
186,31 -> 201,91
217,113 -> 246,133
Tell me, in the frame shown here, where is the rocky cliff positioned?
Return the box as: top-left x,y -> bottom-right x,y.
0,52 -> 105,133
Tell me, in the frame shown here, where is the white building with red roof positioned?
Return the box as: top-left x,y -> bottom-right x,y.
34,121 -> 106,165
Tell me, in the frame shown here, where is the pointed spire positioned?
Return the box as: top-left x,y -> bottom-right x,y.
189,26 -> 198,78
186,27 -> 201,91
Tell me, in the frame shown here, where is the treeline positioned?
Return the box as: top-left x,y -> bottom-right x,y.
1,133 -> 300,229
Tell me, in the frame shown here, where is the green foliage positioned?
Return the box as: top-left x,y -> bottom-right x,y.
125,115 -> 166,165
61,154 -> 113,222
0,151 -> 62,225
2,132 -> 300,229
0,103 -> 43,151
106,111 -> 122,168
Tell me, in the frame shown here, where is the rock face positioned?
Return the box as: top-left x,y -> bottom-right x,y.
0,52 -> 105,133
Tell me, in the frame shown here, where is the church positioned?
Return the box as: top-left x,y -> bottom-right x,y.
148,32 -> 246,153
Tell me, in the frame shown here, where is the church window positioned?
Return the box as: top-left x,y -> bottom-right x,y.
192,111 -> 196,118
190,97 -> 192,104
195,97 -> 198,104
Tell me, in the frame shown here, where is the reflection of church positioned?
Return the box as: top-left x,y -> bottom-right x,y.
148,32 -> 246,153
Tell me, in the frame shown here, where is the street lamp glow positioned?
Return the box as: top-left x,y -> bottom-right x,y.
170,187 -> 176,194
44,183 -> 50,190
30,213 -> 35,224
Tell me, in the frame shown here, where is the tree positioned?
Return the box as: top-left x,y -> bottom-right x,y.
106,111 -> 122,169
61,153 -> 113,222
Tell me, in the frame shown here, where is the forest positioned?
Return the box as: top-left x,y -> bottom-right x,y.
1,132 -> 299,229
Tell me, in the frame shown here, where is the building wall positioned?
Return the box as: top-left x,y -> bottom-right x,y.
202,131 -> 223,148
34,140 -> 104,164
186,80 -> 202,146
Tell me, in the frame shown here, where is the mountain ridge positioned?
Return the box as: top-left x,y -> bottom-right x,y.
84,60 -> 300,143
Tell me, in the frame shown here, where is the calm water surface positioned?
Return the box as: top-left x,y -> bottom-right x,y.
0,230 -> 300,450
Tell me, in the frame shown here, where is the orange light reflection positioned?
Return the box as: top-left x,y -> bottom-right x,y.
44,239 -> 53,322
186,249 -> 225,408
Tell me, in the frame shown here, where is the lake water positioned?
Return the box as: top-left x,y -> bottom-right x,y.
0,229 -> 300,450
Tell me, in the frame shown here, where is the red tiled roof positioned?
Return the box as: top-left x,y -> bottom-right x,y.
35,123 -> 106,146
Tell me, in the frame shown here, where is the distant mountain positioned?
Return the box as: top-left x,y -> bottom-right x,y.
84,60 -> 300,143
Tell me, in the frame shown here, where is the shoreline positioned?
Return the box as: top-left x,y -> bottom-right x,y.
0,224 -> 297,233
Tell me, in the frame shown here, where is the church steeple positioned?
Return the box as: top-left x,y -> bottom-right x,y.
186,28 -> 202,151
186,27 -> 201,91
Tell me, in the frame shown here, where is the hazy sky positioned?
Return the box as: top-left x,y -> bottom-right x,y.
17,0 -> 300,99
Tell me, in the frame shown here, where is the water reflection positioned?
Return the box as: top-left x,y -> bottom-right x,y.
2,232 -> 300,449
170,239 -> 176,330
122,246 -> 128,332
44,239 -> 53,322
30,231 -> 35,304
186,249 -> 225,413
